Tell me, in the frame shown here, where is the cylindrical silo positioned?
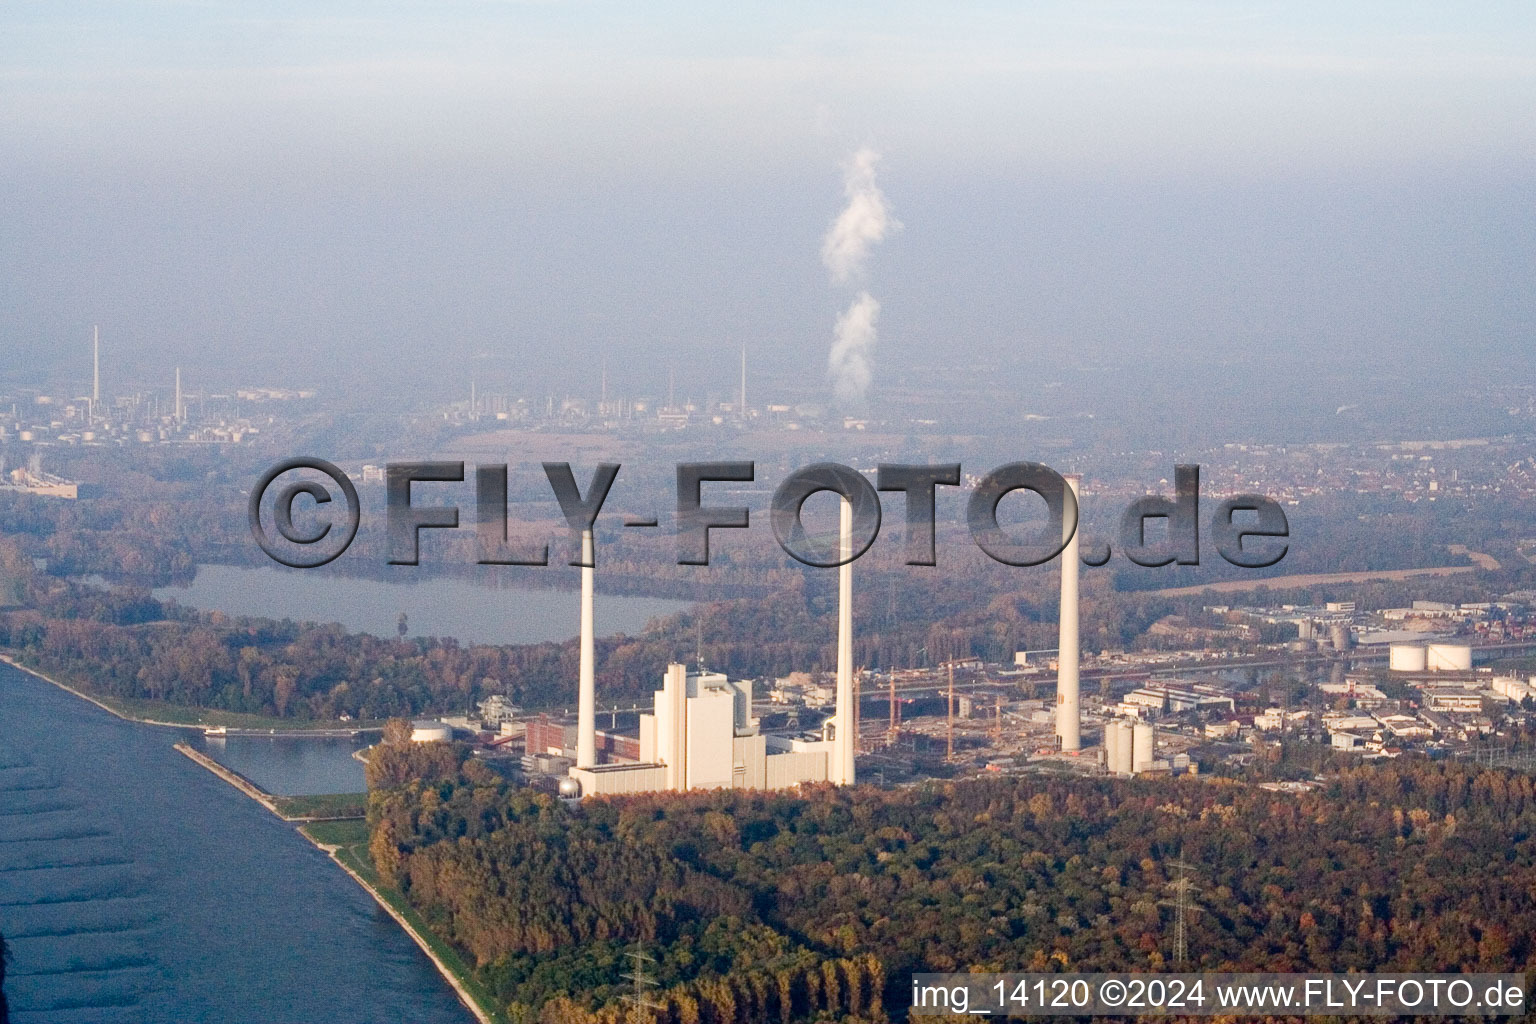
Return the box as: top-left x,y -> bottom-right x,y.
1113,720 -> 1135,774
1389,643 -> 1427,673
1330,623 -> 1352,651
1132,722 -> 1155,774
1426,643 -> 1472,672
1104,719 -> 1120,770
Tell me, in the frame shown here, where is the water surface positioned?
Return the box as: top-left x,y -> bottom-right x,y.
153,564 -> 689,646
0,662 -> 474,1023
188,733 -> 368,796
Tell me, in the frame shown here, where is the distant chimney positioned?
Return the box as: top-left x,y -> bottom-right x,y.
833,497 -> 856,785
576,529 -> 596,768
1056,475 -> 1081,752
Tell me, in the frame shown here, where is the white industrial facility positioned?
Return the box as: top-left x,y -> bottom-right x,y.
565,503 -> 858,797
1103,718 -> 1156,775
1388,642 -> 1473,673
569,663 -> 834,796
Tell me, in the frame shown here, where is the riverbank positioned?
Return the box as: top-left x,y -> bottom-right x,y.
174,738 -> 502,1023
0,652 -> 383,734
0,652 -> 197,728
302,821 -> 501,1024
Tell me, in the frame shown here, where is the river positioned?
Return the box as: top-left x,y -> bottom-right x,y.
0,661 -> 474,1023
152,564 -> 690,646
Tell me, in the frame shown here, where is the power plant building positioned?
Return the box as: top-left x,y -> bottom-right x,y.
568,663 -> 832,796
565,496 -> 856,798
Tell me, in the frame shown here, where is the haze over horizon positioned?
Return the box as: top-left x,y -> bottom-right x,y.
4,2 -> 1533,425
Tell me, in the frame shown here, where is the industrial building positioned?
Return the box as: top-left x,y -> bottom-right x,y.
564,500 -> 857,797
568,663 -> 833,796
1118,682 -> 1235,717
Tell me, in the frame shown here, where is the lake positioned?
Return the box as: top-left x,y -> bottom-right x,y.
0,662 -> 474,1023
153,564 -> 690,646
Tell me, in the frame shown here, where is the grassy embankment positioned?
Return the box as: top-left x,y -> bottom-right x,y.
270,792 -> 367,819
300,819 -> 507,1024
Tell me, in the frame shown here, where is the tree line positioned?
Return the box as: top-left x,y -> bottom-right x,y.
365,745 -> 1536,1023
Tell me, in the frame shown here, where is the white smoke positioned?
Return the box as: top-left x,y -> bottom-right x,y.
821,148 -> 896,406
828,292 -> 879,407
820,148 -> 896,285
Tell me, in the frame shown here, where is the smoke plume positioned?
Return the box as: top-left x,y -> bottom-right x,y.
821,148 -> 896,285
821,148 -> 896,406
829,292 -> 879,407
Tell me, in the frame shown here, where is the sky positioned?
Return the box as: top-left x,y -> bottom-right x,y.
2,2 -> 1533,410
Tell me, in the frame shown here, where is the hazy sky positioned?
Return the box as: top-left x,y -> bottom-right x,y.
3,2 -> 1533,404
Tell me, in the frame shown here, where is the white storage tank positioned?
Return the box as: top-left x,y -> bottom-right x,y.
1388,643 -> 1427,673
1104,719 -> 1120,770
1113,719 -> 1135,775
1491,677 -> 1531,701
1426,643 -> 1472,672
410,720 -> 454,743
1132,722 -> 1155,775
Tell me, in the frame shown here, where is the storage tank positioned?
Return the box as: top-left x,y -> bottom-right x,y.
1113,719 -> 1135,775
1104,719 -> 1120,771
1297,619 -> 1314,640
1491,676 -> 1530,701
1132,722 -> 1155,774
1389,643 -> 1427,673
1426,643 -> 1472,672
409,720 -> 454,743
1330,623 -> 1353,651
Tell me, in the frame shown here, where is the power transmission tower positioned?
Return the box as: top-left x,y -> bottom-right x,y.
621,943 -> 664,1024
1158,857 -> 1203,967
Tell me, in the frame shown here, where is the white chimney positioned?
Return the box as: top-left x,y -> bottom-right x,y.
1056,474 -> 1081,752
576,528 -> 597,768
92,325 -> 100,408
833,497 -> 856,785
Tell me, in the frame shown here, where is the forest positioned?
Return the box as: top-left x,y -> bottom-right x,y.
365,745 -> 1536,1023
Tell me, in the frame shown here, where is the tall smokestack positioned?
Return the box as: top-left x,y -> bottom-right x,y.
739,346 -> 747,418
1056,474 -> 1081,752
577,528 -> 596,768
174,367 -> 183,423
834,497 -> 856,785
92,326 -> 100,409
